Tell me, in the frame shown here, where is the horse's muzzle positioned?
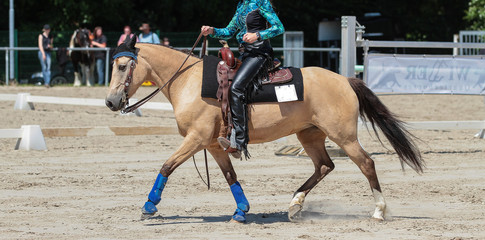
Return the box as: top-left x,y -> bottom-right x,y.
105,94 -> 125,111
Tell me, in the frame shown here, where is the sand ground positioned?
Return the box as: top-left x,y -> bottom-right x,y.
0,86 -> 484,239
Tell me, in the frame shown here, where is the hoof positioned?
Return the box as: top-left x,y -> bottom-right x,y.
229,218 -> 245,224
288,204 -> 303,221
140,212 -> 156,220
372,205 -> 386,221
372,213 -> 385,221
141,201 -> 158,216
288,192 -> 305,221
231,208 -> 247,223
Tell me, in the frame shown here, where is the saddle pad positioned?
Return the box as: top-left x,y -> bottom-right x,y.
201,55 -> 304,103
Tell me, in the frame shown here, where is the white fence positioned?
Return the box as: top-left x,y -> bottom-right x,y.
0,47 -> 111,86
0,125 -> 47,150
2,46 -> 342,86
0,125 -> 180,151
0,93 -> 173,117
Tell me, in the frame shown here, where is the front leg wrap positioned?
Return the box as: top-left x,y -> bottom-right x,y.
230,181 -> 250,222
142,173 -> 168,215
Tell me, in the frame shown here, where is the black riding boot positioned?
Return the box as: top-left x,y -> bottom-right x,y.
229,55 -> 267,157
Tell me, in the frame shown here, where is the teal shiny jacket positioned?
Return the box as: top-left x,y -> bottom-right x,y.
211,0 -> 285,44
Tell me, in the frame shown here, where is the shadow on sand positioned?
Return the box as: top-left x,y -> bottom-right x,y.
142,210 -> 377,226
142,211 -> 289,226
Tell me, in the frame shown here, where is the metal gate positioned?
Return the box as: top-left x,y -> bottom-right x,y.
459,31 -> 485,55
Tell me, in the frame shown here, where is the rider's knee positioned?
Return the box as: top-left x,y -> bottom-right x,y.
230,81 -> 245,95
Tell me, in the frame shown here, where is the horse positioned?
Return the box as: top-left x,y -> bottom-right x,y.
105,36 -> 424,223
69,28 -> 95,86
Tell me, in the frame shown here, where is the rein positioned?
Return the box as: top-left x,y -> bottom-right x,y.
120,33 -> 205,114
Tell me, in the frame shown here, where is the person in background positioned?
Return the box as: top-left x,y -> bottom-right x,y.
117,25 -> 136,46
38,24 -> 53,88
91,26 -> 107,85
162,37 -> 171,47
138,23 -> 160,44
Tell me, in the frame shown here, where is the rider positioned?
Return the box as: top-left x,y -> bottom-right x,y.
201,0 -> 285,157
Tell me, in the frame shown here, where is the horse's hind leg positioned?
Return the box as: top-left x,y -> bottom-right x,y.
207,144 -> 250,223
338,139 -> 387,220
289,126 -> 335,220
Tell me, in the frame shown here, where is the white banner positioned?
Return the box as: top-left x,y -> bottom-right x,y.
365,54 -> 485,95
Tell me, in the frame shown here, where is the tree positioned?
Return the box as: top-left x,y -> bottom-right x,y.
0,0 -> 472,43
465,0 -> 485,30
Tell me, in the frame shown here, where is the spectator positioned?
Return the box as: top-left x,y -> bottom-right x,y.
91,26 -> 107,85
38,24 -> 53,88
117,25 -> 136,46
162,37 -> 171,47
138,23 -> 160,44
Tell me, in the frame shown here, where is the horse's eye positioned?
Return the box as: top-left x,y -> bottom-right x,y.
118,65 -> 126,71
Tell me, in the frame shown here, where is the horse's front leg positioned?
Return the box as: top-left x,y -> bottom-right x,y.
86,62 -> 94,87
207,144 -> 249,223
141,132 -> 208,219
73,62 -> 82,86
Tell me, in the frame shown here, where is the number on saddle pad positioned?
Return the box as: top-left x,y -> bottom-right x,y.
275,84 -> 298,102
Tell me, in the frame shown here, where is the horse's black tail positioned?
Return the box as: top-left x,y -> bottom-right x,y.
348,77 -> 424,173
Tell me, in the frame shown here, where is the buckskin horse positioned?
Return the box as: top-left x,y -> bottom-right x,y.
69,28 -> 95,86
105,36 -> 423,223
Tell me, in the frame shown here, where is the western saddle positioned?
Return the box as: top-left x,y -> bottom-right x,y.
216,40 -> 293,138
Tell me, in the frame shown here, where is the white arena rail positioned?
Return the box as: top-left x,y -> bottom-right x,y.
0,93 -> 173,116
358,121 -> 485,139
0,125 -> 47,150
1,93 -> 484,138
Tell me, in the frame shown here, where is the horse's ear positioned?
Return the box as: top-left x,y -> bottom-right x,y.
123,34 -> 131,44
128,35 -> 137,49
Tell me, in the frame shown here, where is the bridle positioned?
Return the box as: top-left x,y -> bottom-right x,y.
113,33 -> 206,114
122,59 -> 136,104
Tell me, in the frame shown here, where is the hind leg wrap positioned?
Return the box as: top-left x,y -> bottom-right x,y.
230,181 -> 250,222
372,188 -> 386,220
142,173 -> 168,215
288,192 -> 306,220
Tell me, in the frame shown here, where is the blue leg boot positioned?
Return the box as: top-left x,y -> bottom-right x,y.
230,181 -> 250,222
141,173 -> 168,217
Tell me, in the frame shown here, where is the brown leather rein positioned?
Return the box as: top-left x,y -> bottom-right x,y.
120,33 -> 205,114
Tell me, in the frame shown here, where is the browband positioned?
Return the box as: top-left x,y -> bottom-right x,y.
112,51 -> 137,60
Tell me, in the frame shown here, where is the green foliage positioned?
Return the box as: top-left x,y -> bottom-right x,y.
0,0 -> 473,42
465,0 -> 485,30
